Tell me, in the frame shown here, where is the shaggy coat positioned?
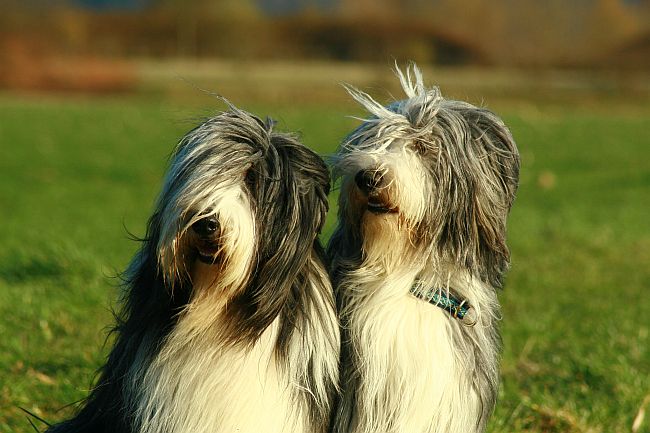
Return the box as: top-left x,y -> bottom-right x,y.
328,65 -> 520,433
48,103 -> 340,433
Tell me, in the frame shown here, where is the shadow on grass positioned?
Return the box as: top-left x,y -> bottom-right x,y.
0,256 -> 67,284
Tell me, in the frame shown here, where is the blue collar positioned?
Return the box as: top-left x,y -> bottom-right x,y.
410,282 -> 476,326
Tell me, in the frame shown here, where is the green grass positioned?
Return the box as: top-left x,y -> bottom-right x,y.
1,93 -> 648,433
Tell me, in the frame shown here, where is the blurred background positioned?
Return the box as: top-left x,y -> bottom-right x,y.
2,0 -> 650,99
1,1 -> 649,433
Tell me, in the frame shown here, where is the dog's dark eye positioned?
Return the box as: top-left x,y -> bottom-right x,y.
244,168 -> 256,189
412,141 -> 428,155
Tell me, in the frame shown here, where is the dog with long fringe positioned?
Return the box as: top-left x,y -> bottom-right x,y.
328,65 -> 520,433
47,102 -> 340,433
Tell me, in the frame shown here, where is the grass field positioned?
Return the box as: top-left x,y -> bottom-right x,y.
1,82 -> 649,433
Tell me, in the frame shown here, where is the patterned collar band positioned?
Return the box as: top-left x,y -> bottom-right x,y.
410,282 -> 477,326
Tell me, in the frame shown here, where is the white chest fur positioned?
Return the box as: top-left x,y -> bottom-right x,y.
131,316 -> 305,433
345,278 -> 481,433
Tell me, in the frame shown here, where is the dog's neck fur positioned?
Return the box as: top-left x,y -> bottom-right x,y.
127,252 -> 339,433
333,242 -> 500,433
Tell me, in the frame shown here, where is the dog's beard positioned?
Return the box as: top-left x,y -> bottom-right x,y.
189,190 -> 256,297
360,212 -> 413,272
158,186 -> 257,312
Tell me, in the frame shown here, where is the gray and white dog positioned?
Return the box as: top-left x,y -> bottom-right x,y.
47,102 -> 339,433
328,65 -> 520,433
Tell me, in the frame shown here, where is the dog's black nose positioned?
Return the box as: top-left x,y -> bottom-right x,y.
191,217 -> 220,238
355,170 -> 384,195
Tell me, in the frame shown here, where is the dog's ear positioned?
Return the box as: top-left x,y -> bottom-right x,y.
471,109 -> 520,207
463,108 -> 520,287
122,212 -> 191,327
222,134 -> 332,346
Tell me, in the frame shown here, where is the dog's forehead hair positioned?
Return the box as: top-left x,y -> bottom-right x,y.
172,109 -> 327,185
174,114 -> 269,166
342,64 -> 513,154
340,75 -> 516,179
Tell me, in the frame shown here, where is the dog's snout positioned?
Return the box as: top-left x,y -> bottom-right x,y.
191,217 -> 220,238
355,170 -> 384,195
